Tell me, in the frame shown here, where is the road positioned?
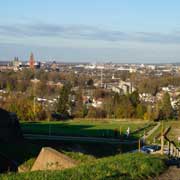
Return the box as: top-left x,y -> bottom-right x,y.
24,134 -> 138,144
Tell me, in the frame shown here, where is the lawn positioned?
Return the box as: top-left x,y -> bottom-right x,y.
1,153 -> 167,180
21,119 -> 156,140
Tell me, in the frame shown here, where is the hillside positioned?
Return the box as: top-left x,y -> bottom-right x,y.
1,153 -> 166,180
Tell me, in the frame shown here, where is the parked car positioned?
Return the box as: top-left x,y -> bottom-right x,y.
141,145 -> 161,153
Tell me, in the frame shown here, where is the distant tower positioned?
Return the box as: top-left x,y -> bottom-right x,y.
29,52 -> 35,69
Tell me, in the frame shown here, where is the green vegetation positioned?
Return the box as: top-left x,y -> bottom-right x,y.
1,153 -> 166,180
1,69 -> 179,121
56,83 -> 71,115
0,138 -> 136,173
19,158 -> 36,172
19,151 -> 96,172
21,120 -> 156,139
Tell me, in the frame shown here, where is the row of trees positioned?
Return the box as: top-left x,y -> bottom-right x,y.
134,74 -> 180,96
55,83 -> 176,120
0,85 -> 177,121
1,95 -> 49,121
0,69 -> 179,121
0,69 -> 92,97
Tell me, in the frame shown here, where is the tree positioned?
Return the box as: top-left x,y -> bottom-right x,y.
5,95 -> 46,121
72,89 -> 85,118
56,83 -> 71,115
87,107 -> 97,118
87,107 -> 106,118
136,104 -> 146,119
153,103 -> 163,121
161,92 -> 173,120
86,79 -> 94,87
144,105 -> 154,120
93,88 -> 108,99
103,96 -> 115,118
115,95 -> 135,118
129,91 -> 140,107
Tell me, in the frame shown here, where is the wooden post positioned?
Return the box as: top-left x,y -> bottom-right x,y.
174,147 -> 176,157
176,149 -> 178,158
161,121 -> 164,155
139,139 -> 141,152
120,127 -> 122,136
170,143 -> 173,157
173,146 -> 176,157
168,141 -> 170,156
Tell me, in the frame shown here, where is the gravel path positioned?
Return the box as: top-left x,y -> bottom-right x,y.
145,122 -> 161,139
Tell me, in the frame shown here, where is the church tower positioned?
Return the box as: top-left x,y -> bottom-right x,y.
29,52 -> 35,69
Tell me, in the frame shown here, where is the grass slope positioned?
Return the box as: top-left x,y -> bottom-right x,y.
1,153 -> 166,180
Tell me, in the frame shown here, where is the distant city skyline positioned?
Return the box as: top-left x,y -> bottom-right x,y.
1,1 -> 180,63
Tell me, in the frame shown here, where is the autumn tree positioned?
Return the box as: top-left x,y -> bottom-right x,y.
72,89 -> 86,118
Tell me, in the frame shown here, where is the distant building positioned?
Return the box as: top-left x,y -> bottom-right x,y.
12,57 -> 22,71
50,61 -> 59,71
28,52 -> 41,69
119,80 -> 136,94
29,52 -> 35,69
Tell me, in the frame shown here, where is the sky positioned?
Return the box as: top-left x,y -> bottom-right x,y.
0,0 -> 180,63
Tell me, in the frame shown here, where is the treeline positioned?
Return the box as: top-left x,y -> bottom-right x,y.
135,74 -> 180,95
55,84 -> 177,121
0,84 -> 177,121
1,70 -> 180,121
0,69 -> 91,97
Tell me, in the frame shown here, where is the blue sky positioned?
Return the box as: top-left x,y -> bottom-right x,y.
0,0 -> 180,63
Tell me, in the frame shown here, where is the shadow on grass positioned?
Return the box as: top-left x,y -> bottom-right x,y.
0,138 -> 138,172
21,122 -> 148,140
1,122 -> 153,172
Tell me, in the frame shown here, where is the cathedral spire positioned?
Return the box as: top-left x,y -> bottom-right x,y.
29,52 -> 35,69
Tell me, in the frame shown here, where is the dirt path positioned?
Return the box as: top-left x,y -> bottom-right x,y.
156,166 -> 180,180
145,122 -> 161,139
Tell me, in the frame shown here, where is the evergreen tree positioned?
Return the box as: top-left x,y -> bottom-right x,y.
161,92 -> 173,120
129,90 -> 140,107
136,104 -> 146,119
56,83 -> 71,115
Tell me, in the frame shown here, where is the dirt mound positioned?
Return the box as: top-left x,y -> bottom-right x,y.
31,147 -> 76,171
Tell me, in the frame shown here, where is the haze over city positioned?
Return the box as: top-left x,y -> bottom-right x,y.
1,0 -> 180,63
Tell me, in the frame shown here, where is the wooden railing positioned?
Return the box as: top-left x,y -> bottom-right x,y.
160,126 -> 180,158
164,136 -> 180,158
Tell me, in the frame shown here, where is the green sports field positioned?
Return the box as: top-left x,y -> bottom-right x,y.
21,119 -> 156,139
